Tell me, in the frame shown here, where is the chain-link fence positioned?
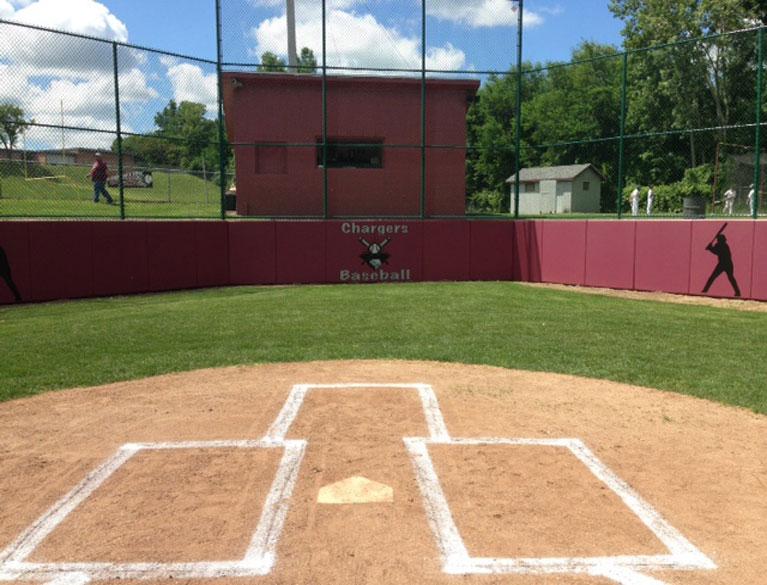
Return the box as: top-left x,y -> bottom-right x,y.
1,3 -> 765,220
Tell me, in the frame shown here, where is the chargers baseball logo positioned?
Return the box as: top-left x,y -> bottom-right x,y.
359,238 -> 390,270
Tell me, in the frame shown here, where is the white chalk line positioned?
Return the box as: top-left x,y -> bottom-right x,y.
0,382 -> 716,585
0,439 -> 304,582
264,383 -> 449,442
405,436 -> 716,584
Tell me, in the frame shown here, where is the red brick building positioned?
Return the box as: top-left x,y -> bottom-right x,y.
222,73 -> 479,217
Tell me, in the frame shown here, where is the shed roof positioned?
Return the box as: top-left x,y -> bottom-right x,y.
506,163 -> 604,183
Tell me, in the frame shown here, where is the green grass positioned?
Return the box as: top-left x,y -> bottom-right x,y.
1,282 -> 764,413
0,161 -> 220,218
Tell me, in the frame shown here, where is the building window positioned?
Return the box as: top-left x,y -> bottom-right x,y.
583,181 -> 590,191
317,139 -> 383,169
524,182 -> 538,193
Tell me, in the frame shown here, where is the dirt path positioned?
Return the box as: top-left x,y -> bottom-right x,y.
519,282 -> 767,312
0,360 -> 764,585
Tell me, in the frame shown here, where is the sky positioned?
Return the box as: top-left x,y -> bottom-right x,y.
0,0 -> 626,149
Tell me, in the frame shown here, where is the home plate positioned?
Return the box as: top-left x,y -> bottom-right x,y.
317,476 -> 394,504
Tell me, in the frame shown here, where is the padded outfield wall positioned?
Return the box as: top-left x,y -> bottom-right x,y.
0,220 -> 765,305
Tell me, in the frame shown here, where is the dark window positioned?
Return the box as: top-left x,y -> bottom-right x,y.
582,181 -> 590,191
317,139 -> 383,168
524,182 -> 538,193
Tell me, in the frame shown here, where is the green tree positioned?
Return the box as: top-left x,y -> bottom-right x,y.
609,0 -> 758,182
297,47 -> 318,73
257,51 -> 287,72
0,103 -> 30,153
118,100 -> 221,172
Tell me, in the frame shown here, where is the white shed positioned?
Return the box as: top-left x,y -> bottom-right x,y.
506,164 -> 604,215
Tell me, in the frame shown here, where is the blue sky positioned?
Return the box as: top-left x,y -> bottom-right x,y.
0,0 -> 626,148
101,0 -> 625,68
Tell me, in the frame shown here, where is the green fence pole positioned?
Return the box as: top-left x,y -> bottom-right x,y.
322,0 -> 328,219
420,0 -> 427,219
513,0 -> 523,219
753,27 -> 764,220
215,0 -> 227,220
616,50 -> 628,219
112,42 -> 125,219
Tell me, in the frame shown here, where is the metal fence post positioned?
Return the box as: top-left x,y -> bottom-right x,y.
322,0 -> 328,219
215,0 -> 227,220
112,42 -> 125,219
420,0 -> 427,219
753,27 -> 764,220
513,0 -> 523,219
616,50 -> 628,219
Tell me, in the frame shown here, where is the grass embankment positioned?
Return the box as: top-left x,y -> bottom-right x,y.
0,282 -> 764,413
0,161 -> 220,218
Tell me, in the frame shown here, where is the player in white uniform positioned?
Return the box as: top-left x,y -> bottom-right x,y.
630,186 -> 640,217
723,187 -> 736,216
747,184 -> 755,216
646,186 -> 655,216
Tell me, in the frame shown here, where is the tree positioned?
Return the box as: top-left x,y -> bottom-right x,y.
118,100 -> 221,172
257,47 -> 317,73
257,51 -> 287,72
609,0 -> 758,179
297,47 -> 317,73
0,104 -> 30,153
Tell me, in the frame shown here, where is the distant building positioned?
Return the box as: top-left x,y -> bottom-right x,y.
506,164 -> 604,215
222,73 -> 479,217
34,148 -> 135,169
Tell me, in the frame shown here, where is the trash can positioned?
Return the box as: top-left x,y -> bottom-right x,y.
682,196 -> 706,219
225,192 -> 236,211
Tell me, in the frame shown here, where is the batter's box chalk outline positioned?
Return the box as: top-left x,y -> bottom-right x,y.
404,436 -> 717,585
0,439 -> 306,585
0,382 -> 717,585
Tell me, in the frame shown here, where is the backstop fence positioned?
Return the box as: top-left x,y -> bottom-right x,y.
0,2 -> 765,220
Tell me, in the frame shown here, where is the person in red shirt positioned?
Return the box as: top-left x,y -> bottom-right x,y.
88,152 -> 114,204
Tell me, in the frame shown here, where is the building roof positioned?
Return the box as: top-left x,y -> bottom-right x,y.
506,163 -> 604,183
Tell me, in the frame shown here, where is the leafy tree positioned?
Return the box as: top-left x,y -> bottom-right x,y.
0,103 -> 30,153
297,47 -> 318,74
257,51 -> 287,72
119,100 -> 221,173
609,0 -> 758,182
258,47 -> 317,73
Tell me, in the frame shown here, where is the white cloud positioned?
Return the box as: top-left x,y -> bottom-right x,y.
426,0 -> 543,28
0,0 -> 14,18
251,8 -> 466,72
0,0 -> 158,150
161,57 -> 218,116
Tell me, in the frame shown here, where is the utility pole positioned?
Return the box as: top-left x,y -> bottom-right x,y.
286,0 -> 298,71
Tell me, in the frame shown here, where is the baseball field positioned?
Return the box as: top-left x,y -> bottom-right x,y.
1,281 -> 765,585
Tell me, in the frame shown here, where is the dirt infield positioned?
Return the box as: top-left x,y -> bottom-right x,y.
0,360 -> 764,585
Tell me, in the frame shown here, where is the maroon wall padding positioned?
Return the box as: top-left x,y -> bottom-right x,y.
634,221 -> 693,294
5,219 -> 767,305
194,222 -> 229,288
585,221 -> 636,290
539,220 -> 587,286
275,222 -> 327,284
28,222 -> 94,302
228,222 -> 276,285
325,220 -> 422,283
422,221 -> 470,281
469,221 -> 514,281
92,222 -> 149,297
0,222 -> 30,304
512,220 -> 542,282
689,221 -> 754,299
146,222 -> 198,292
749,222 -> 767,301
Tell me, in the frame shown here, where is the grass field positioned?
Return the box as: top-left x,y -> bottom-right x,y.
1,282 -> 764,414
0,161 -> 221,218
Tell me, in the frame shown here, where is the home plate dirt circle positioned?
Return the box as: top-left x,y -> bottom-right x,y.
0,361 -> 764,585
